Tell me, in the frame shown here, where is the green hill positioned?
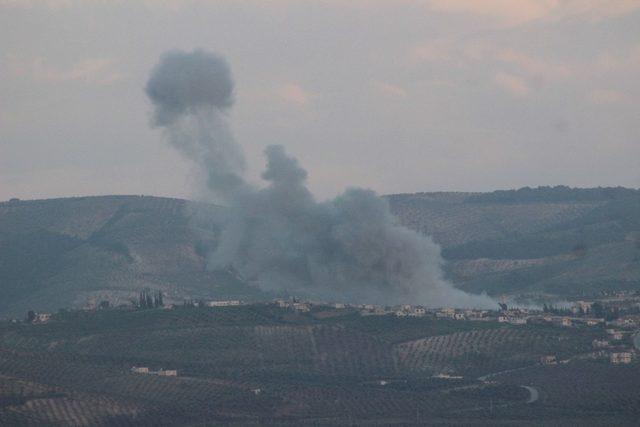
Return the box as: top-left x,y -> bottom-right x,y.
1,187 -> 639,317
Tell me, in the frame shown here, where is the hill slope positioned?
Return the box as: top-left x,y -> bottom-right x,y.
0,196 -> 267,318
1,186 -> 639,317
387,186 -> 640,298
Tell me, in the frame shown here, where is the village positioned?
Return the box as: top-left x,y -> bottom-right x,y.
19,289 -> 640,370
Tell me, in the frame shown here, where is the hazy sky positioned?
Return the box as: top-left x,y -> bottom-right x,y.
1,0 -> 639,202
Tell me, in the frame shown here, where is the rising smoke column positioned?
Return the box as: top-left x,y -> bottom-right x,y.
146,49 -> 248,201
146,49 -> 495,308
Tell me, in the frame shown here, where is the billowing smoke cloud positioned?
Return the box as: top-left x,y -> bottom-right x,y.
146,49 -> 248,200
146,49 -> 495,308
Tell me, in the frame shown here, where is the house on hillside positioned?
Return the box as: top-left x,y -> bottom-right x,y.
439,308 -> 455,318
275,299 -> 289,308
157,369 -> 178,376
33,313 -> 51,324
293,302 -> 311,312
610,352 -> 633,364
540,355 -> 557,365
131,367 -> 150,374
572,301 -> 591,315
206,300 -> 242,307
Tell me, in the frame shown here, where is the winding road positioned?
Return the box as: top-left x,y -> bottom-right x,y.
477,365 -> 540,406
520,385 -> 539,403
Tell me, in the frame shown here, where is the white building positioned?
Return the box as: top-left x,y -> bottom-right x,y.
206,300 -> 242,307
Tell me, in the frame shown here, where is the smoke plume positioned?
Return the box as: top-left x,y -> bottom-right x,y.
146,49 -> 495,308
146,49 -> 248,200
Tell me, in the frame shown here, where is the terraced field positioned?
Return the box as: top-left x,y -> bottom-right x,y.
1,305 -> 637,425
395,326 -> 598,376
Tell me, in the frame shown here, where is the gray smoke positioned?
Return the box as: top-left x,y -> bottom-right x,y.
146,49 -> 495,308
146,49 -> 248,201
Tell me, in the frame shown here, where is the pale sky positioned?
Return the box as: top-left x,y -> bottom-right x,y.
1,0 -> 639,201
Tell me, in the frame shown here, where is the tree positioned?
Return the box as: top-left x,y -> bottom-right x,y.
591,302 -> 605,318
26,310 -> 36,323
155,291 -> 164,307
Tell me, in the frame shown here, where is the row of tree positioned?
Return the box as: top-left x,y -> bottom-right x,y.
136,290 -> 164,309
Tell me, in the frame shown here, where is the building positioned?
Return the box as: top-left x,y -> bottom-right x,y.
540,355 -> 557,365
610,352 -> 633,364
561,318 -> 572,327
412,307 -> 427,317
440,308 -> 455,317
131,366 -> 178,376
33,313 -> 51,324
206,300 -> 242,307
572,301 -> 591,315
292,302 -> 311,312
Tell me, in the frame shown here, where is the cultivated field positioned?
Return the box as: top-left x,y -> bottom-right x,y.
0,305 -> 637,425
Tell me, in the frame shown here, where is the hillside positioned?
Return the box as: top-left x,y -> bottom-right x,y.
0,196 -> 268,318
1,186 -> 639,317
387,186 -> 640,299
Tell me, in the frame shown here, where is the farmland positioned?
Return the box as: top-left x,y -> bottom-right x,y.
0,304 -> 638,425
